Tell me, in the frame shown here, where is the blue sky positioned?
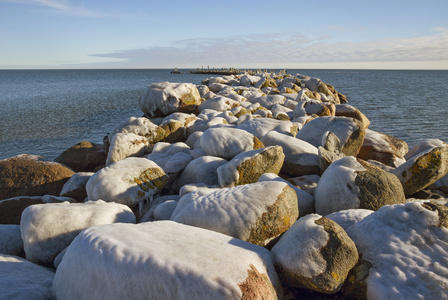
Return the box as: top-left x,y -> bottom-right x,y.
1,0 -> 447,69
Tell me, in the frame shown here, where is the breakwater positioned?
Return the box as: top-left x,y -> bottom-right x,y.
190,66 -> 285,76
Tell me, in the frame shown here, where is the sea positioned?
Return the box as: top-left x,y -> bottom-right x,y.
1,69 -> 447,161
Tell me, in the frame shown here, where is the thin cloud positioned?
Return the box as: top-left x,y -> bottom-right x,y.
90,29 -> 448,68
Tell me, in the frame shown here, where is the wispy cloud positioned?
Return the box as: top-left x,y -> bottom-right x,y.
90,29 -> 448,68
1,0 -> 130,18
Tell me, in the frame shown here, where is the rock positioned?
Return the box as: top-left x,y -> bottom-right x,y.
54,141 -> 106,172
0,196 -> 43,225
271,214 -> 358,294
20,200 -> 135,266
139,82 -> 202,117
0,224 -> 24,256
147,142 -> 192,176
248,95 -> 286,110
391,143 -> 448,197
217,146 -> 285,187
0,254 -> 55,299
0,154 -> 74,201
53,221 -> 282,299
199,96 -> 240,112
286,174 -> 321,197
315,157 -> 406,216
335,104 -> 370,129
106,132 -> 151,166
172,181 -> 298,246
346,201 -> 448,299
262,131 -> 320,176
325,209 -> 374,230
318,131 -> 346,173
109,116 -> 166,144
159,112 -> 198,143
296,116 -> 366,157
357,129 -> 407,167
174,156 -> 227,191
294,100 -> 333,118
139,195 -> 180,223
200,127 -> 264,160
86,157 -> 169,209
404,138 -> 446,160
59,172 -> 93,201
237,118 -> 299,139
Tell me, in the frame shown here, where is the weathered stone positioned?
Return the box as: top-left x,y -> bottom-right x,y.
315,157 -> 406,216
238,118 -> 299,139
271,214 -> 358,294
0,196 -> 43,225
172,181 -> 298,246
59,172 -> 93,202
335,104 -> 370,129
54,141 -> 106,172
0,155 -> 74,201
217,146 -> 285,187
106,133 -> 151,166
391,144 -> 448,197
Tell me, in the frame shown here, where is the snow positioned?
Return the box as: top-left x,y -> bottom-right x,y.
258,173 -> 315,217
153,200 -> 178,221
106,132 -> 150,166
325,209 -> 374,230
404,138 -> 446,160
171,181 -> 291,241
53,221 -> 279,300
109,116 -> 159,138
186,117 -> 227,136
200,127 -> 258,160
261,131 -> 319,167
271,214 -> 329,278
314,156 -> 366,216
59,172 -> 93,197
346,201 -> 448,299
174,156 -> 227,191
185,131 -> 203,149
147,142 -> 192,175
160,112 -> 198,128
178,183 -> 220,198
20,200 -> 135,265
248,95 -> 286,109
237,118 -> 298,139
198,96 -> 239,112
0,254 -> 55,299
171,188 -> 221,219
86,157 -> 167,208
139,82 -> 200,116
0,224 -> 23,256
363,129 -> 394,153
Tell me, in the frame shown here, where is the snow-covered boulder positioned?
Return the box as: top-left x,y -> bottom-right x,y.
391,142 -> 448,197
53,221 -> 282,299
248,95 -> 286,109
357,129 -> 407,167
186,116 -> 227,136
0,224 -> 23,256
345,201 -> 448,299
86,157 -> 169,209
20,200 -> 135,265
0,254 -> 55,299
139,195 -> 180,222
286,174 -> 320,197
296,116 -> 366,157
106,132 -> 151,166
139,82 -> 202,117
325,209 -> 374,230
199,96 -> 240,112
0,196 -> 43,225
315,157 -> 406,216
147,142 -> 192,177
262,131 -> 320,176
293,100 -> 333,118
174,156 -> 227,191
59,172 -> 93,201
271,214 -> 358,294
109,116 -> 165,144
172,181 -> 298,246
258,173 -> 315,217
159,112 -> 198,143
217,146 -> 284,187
200,127 -> 264,160
335,104 -> 370,129
237,118 -> 299,139
404,138 -> 446,160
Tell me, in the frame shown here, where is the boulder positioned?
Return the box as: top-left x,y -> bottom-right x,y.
271,214 -> 358,294
147,142 -> 192,176
296,116 -> 366,157
172,181 -> 298,246
335,104 -> 370,129
200,127 -> 264,160
109,116 -> 165,144
53,221 -> 282,299
404,138 -> 446,160
86,157 -> 169,209
325,209 -> 374,230
0,154 -> 74,201
59,172 -> 93,201
237,118 -> 299,139
20,200 -> 135,265
199,96 -> 240,112
54,141 -> 106,172
106,132 -> 151,166
391,143 -> 448,197
346,201 -> 448,299
315,157 -> 406,216
159,112 -> 198,143
0,196 -> 43,225
217,146 -> 285,187
0,224 -> 24,256
293,100 -> 333,118
262,131 -> 320,176
0,254 -> 55,299
286,174 -> 321,197
357,129 -> 407,167
139,82 -> 202,117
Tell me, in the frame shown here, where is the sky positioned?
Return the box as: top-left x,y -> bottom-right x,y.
1,0 -> 448,70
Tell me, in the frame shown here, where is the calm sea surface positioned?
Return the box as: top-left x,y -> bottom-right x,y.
1,69 -> 447,160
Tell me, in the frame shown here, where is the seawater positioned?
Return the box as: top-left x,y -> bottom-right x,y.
0,69 -> 447,160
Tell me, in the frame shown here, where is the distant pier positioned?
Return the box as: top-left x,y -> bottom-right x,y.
189,66 -> 282,76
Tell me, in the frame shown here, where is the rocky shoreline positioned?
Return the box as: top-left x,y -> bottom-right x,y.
1,71 -> 448,299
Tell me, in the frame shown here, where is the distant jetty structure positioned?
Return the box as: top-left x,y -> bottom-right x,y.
190,66 -> 284,76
